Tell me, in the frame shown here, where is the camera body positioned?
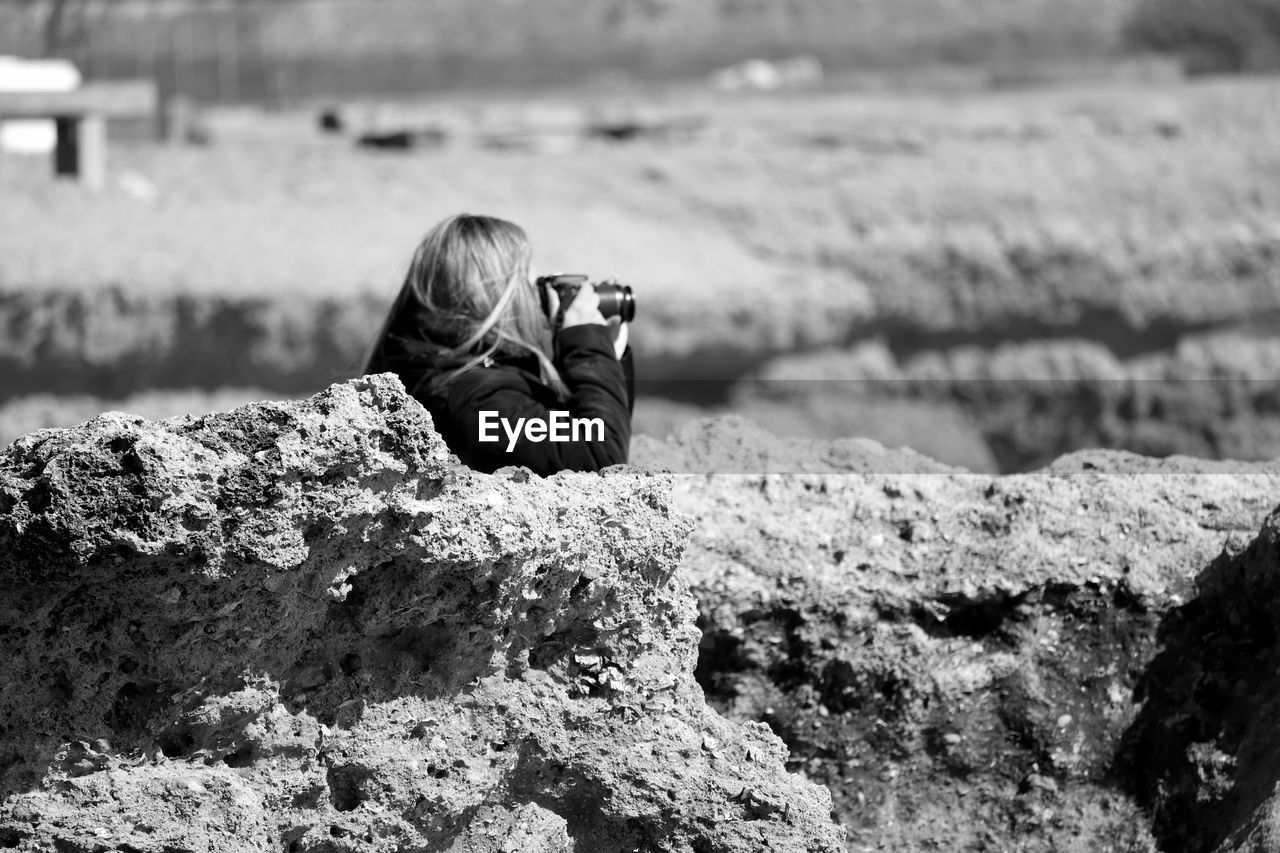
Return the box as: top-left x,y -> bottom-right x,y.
536,274 -> 636,324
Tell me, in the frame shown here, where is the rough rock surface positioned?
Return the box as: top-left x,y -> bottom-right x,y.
1123,507 -> 1280,853
0,376 -> 843,852
743,334 -> 1280,471
0,389 -> 277,449
634,418 -> 1280,851
0,289 -> 384,403
632,395 -> 999,475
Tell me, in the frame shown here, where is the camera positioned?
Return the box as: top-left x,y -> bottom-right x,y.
536,274 -> 636,324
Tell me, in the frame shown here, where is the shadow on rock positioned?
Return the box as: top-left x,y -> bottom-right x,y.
1119,509 -> 1280,853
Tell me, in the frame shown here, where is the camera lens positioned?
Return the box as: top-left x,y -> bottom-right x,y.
595,283 -> 635,323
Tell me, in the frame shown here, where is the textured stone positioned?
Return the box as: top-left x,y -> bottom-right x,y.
1123,507 -> 1280,853
0,376 -> 844,853
634,417 -> 1280,851
13,377 -> 1280,852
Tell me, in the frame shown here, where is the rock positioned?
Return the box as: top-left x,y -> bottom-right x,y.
0,387 -> 280,449
0,376 -> 844,853
634,418 -> 1280,851
444,802 -> 572,853
746,336 -> 1280,471
730,394 -> 998,474
0,288 -> 386,404
1122,507 -> 1280,853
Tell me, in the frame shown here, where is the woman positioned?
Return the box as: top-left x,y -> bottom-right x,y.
364,214 -> 633,476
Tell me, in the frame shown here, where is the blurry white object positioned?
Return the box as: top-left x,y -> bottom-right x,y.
711,58 -> 779,91
709,56 -> 823,91
0,56 -> 81,92
118,170 -> 158,202
0,56 -> 82,154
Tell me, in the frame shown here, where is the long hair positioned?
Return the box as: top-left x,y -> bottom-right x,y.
364,214 -> 567,398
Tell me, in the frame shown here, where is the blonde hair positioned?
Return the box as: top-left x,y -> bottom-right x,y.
364,214 -> 566,397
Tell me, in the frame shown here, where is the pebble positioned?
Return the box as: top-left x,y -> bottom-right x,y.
1056,714 -> 1073,728
1028,773 -> 1058,793
942,733 -> 962,745
69,759 -> 97,777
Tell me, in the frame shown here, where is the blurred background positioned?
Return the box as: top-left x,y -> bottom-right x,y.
1,0 -> 1278,473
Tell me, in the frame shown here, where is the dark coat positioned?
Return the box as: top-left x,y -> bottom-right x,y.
368,324 -> 634,477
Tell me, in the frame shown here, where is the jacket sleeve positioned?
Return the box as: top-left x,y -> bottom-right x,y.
446,325 -> 632,475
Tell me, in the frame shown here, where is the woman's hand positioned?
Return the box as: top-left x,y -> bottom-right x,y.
549,278 -> 628,358
558,284 -> 607,329
607,316 -> 628,360
596,275 -> 629,359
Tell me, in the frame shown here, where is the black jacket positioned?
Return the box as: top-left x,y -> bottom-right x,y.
369,325 -> 634,477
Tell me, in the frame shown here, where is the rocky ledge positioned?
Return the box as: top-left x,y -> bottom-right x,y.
10,377 -> 1280,853
0,376 -> 843,853
634,418 -> 1280,852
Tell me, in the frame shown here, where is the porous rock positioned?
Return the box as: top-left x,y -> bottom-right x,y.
634,417 -> 1280,851
1124,506 -> 1280,853
0,376 -> 844,853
